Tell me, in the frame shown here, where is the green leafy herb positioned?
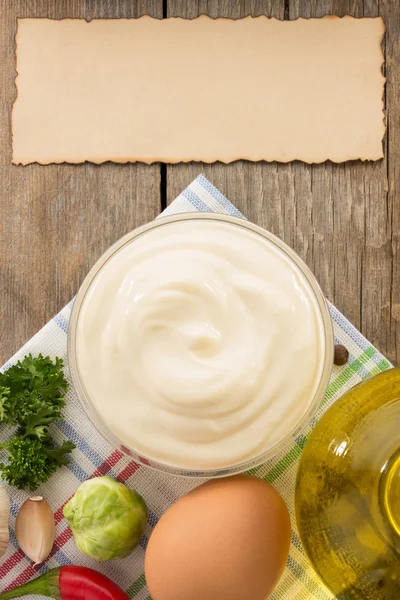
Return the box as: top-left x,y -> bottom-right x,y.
0,354 -> 75,490
0,387 -> 11,424
0,437 -> 75,491
0,354 -> 69,430
23,406 -> 60,440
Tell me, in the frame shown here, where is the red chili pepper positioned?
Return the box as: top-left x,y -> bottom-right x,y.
0,566 -> 130,600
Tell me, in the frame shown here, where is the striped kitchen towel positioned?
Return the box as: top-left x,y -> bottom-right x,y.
0,175 -> 392,600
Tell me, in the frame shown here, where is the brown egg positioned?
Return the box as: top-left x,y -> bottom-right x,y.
145,475 -> 291,600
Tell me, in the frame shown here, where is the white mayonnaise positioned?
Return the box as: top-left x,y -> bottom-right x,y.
76,219 -> 325,469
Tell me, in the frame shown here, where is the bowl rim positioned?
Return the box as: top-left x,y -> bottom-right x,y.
68,212 -> 334,478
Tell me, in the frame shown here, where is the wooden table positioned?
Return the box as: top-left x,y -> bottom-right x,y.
0,0 -> 399,366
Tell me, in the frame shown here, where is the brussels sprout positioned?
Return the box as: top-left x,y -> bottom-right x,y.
63,476 -> 148,561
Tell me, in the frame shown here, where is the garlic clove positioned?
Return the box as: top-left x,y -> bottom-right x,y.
0,486 -> 10,559
15,496 -> 55,564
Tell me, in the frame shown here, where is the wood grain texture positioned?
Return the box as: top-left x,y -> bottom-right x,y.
1,0 -> 398,367
166,0 -> 399,365
0,0 -> 162,364
381,0 -> 400,369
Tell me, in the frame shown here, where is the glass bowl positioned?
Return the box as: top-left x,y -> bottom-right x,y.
68,213 -> 334,477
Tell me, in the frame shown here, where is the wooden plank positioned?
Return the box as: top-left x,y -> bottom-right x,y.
166,0 -> 399,365
165,0 -> 288,274
0,0 -> 162,364
290,0 -> 397,364
380,0 -> 400,365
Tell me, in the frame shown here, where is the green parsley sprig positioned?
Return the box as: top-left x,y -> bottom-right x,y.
0,354 -> 75,490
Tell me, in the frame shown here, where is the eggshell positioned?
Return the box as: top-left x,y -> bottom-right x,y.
145,475 -> 291,600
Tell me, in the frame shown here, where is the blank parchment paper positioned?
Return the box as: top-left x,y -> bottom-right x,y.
12,16 -> 385,165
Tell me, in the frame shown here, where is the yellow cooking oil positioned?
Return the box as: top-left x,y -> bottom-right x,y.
382,451 -> 400,537
295,367 -> 400,599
